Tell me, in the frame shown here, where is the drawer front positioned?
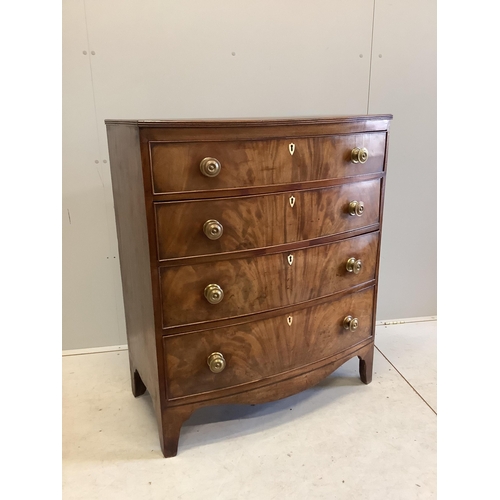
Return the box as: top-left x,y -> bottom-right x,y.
155,179 -> 381,260
150,132 -> 386,194
164,287 -> 375,399
160,232 -> 379,328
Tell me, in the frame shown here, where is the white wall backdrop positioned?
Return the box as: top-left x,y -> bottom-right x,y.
62,0 -> 436,349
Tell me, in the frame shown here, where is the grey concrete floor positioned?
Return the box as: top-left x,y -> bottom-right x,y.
63,320 -> 436,499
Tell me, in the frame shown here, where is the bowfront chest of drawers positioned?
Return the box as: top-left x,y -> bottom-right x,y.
106,115 -> 392,457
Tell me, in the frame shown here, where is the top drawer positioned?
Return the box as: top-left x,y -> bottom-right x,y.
149,132 -> 386,195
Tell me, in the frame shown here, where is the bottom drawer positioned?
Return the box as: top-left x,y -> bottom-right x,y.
164,286 -> 375,400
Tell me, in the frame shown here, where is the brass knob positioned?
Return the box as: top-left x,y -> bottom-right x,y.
203,219 -> 223,240
343,315 -> 359,332
204,283 -> 224,304
351,147 -> 369,164
346,257 -> 363,274
348,200 -> 365,216
207,352 -> 226,373
200,157 -> 221,177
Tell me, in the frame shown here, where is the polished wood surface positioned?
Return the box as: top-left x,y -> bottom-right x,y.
155,179 -> 381,260
106,115 -> 391,457
107,123 -> 170,455
150,132 -> 386,194
157,340 -> 375,457
106,123 -> 162,414
107,114 -> 393,127
137,116 -> 392,145
164,287 -> 374,399
160,232 -> 379,328
160,281 -> 374,337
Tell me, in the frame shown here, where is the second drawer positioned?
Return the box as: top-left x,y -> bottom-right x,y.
160,231 -> 379,328
155,179 -> 381,261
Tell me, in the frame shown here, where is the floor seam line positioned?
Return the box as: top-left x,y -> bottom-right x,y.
62,348 -> 128,357
377,318 -> 437,325
375,345 -> 437,415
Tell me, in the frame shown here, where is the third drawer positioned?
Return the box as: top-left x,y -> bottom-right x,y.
160,231 -> 379,329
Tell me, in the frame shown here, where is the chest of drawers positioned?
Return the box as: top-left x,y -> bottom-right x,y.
106,115 -> 392,457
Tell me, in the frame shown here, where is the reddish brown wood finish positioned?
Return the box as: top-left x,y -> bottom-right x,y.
136,116 -> 392,144
164,287 -> 374,400
159,232 -> 379,328
106,123 -> 164,428
150,132 -> 386,194
105,115 -> 392,458
359,342 -> 375,384
155,179 -> 381,261
156,339 -> 375,457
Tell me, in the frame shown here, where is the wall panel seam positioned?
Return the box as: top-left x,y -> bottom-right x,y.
83,0 -> 124,345
367,0 -> 377,114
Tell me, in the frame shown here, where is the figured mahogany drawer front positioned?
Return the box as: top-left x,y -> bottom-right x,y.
150,132 -> 386,194
160,232 -> 378,328
155,179 -> 381,261
163,286 -> 375,399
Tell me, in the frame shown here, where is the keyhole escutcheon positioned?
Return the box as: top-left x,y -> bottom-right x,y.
289,195 -> 296,208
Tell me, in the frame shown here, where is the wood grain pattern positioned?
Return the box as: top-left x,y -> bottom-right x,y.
164,287 -> 375,399
160,232 -> 379,328
155,179 -> 381,261
165,339 -> 375,407
107,123 -> 167,457
106,115 -> 391,458
106,123 -> 161,409
138,116 -> 392,146
158,340 -> 374,456
150,132 -> 386,194
146,173 -> 384,203
157,225 -> 379,270
160,281 -> 374,337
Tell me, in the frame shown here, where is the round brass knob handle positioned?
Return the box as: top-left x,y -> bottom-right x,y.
348,200 -> 365,216
346,257 -> 363,274
343,315 -> 359,332
351,147 -> 369,164
200,157 -> 221,177
204,283 -> 224,304
203,219 -> 223,240
207,352 -> 226,373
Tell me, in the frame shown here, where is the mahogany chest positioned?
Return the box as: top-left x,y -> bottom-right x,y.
106,115 -> 392,457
